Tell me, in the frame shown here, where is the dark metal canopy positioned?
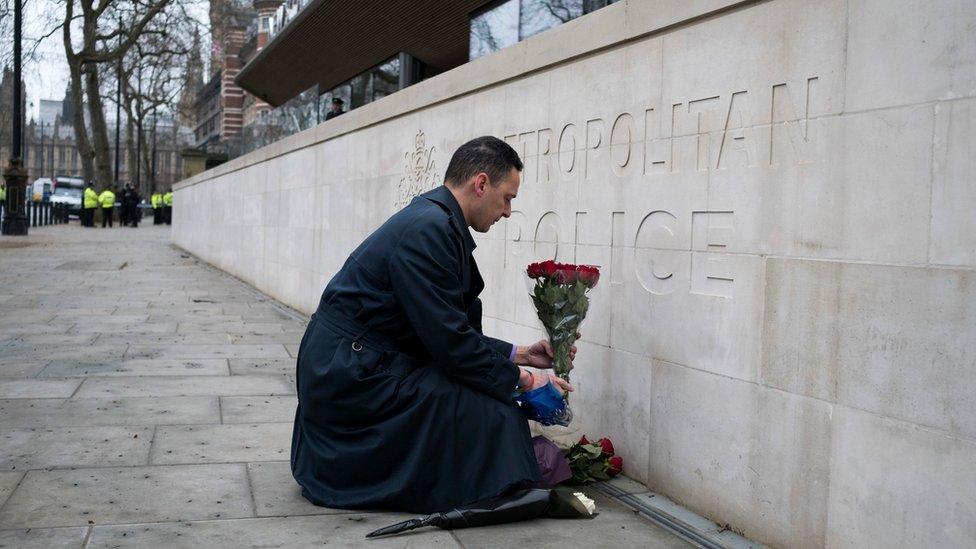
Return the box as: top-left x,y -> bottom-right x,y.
236,0 -> 493,107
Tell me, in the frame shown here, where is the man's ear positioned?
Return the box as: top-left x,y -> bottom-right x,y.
473,173 -> 488,197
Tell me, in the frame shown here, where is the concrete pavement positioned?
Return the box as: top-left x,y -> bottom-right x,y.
0,224 -> 693,548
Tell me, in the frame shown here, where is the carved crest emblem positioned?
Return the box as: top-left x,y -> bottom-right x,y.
394,131 -> 437,209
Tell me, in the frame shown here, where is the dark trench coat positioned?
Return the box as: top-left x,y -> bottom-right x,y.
291,185 -> 541,514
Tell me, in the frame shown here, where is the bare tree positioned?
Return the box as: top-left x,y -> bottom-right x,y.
118,35 -> 186,196
57,0 -> 202,186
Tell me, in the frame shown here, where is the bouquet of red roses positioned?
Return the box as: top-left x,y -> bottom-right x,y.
526,260 -> 600,381
565,435 -> 623,484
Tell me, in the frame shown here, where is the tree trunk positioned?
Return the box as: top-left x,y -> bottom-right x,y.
84,65 -> 114,189
65,62 -> 95,183
125,103 -> 136,185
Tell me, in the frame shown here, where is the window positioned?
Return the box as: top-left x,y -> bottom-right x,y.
470,0 -> 518,61
520,0 -> 582,40
470,0 -> 619,60
348,72 -> 370,109
370,57 -> 400,103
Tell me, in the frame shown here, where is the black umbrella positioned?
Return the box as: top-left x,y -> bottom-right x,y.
365,487 -> 596,538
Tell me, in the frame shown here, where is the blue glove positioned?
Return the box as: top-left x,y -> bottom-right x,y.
514,380 -> 572,426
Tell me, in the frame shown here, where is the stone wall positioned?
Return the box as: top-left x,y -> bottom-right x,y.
173,0 -> 976,546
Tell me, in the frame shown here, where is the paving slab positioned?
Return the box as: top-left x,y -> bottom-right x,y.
239,309 -> 299,322
0,362 -> 48,378
86,514 -> 460,548
0,472 -> 24,507
285,344 -> 299,358
177,322 -> 285,335
0,324 -> 69,337
247,461 -> 350,517
227,358 -> 295,376
0,464 -> 254,528
0,526 -> 88,549
125,344 -> 289,360
0,397 -> 219,428
0,312 -> 56,324
39,358 -> 229,378
75,375 -> 293,398
1,334 -> 99,345
220,396 -> 297,423
69,322 -> 177,334
0,378 -> 81,399
0,425 -> 153,470
45,307 -> 119,316
50,314 -> 148,325
0,344 -> 128,362
228,332 -> 305,345
147,313 -> 242,323
221,304 -> 263,315
151,423 -> 291,464
110,333 -> 234,345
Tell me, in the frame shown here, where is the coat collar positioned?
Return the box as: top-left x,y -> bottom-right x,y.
420,185 -> 477,252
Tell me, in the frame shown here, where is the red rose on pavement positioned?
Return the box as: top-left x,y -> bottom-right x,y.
608,456 -> 623,477
578,435 -> 590,446
598,437 -> 614,456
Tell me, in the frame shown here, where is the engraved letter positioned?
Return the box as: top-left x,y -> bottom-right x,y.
717,91 -> 760,169
634,210 -> 682,295
584,118 -> 605,180
537,128 -> 553,184
770,77 -> 820,166
505,210 -> 530,269
558,124 -> 576,175
643,107 -> 668,175
690,211 -> 735,298
610,113 -> 636,177
534,211 -> 562,260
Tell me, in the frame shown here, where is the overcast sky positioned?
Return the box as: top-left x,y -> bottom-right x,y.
17,0 -> 209,121
22,0 -> 69,120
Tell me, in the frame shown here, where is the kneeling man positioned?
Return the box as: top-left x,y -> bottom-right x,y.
292,136 -> 572,513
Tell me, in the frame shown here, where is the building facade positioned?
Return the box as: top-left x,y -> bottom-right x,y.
193,0 -> 258,154
21,88 -> 191,194
174,1 -> 976,547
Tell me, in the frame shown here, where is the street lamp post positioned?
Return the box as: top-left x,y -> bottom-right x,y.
2,0 -> 29,235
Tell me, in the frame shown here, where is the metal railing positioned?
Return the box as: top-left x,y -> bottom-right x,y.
0,201 -> 71,228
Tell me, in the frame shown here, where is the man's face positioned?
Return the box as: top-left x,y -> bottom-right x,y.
471,167 -> 520,233
331,103 -> 341,112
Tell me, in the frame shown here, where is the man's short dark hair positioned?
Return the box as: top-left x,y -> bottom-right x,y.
444,136 -> 523,188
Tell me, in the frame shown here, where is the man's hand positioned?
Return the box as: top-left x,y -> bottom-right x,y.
515,337 -> 578,369
518,368 -> 574,394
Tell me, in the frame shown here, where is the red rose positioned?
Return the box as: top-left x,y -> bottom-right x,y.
554,268 -> 579,284
608,455 -> 623,477
578,435 -> 590,446
526,262 -> 544,279
598,437 -> 614,456
539,260 -> 558,278
578,265 -> 600,288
